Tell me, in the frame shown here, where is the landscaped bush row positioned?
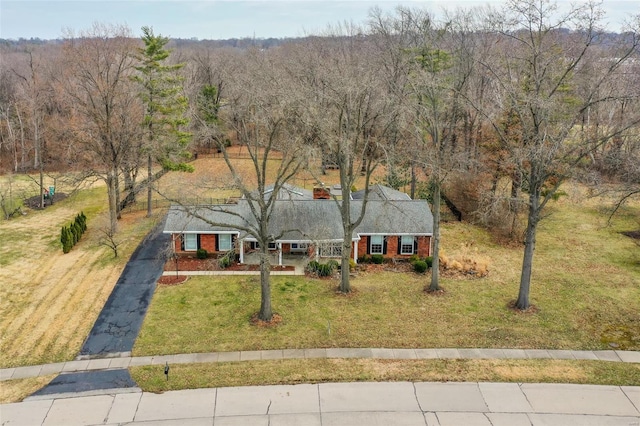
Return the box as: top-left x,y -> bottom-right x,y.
357,254 -> 386,264
409,255 -> 433,274
60,212 -> 87,253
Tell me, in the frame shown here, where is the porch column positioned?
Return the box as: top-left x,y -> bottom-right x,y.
239,237 -> 244,263
315,245 -> 319,261
353,239 -> 358,264
278,242 -> 283,266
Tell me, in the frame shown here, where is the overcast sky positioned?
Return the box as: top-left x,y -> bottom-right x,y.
1,0 -> 637,40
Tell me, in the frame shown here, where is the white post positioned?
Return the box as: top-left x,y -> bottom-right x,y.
239,235 -> 244,263
353,238 -> 358,264
278,242 -> 283,266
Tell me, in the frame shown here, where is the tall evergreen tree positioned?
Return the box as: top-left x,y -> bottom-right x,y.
134,26 -> 192,217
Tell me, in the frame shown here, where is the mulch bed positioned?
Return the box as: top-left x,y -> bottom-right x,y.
507,300 -> 540,314
622,230 -> 640,240
23,192 -> 68,209
164,256 -> 295,272
158,275 -> 189,286
250,312 -> 283,327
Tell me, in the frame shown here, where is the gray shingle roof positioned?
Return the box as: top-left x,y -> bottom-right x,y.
352,184 -> 412,201
164,197 -> 433,241
247,183 -> 314,200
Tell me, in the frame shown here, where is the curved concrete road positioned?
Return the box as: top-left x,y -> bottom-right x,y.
78,219 -> 170,358
4,381 -> 639,425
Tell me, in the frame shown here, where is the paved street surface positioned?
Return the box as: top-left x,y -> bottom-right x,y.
2,381 -> 639,425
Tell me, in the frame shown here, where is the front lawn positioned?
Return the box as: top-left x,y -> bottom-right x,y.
133,188 -> 639,388
133,267 -> 638,356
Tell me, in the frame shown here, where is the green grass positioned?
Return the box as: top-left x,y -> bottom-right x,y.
135,193 -> 640,357
130,359 -> 640,393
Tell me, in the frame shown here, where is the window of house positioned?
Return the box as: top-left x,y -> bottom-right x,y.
370,235 -> 384,254
218,234 -> 232,251
184,234 -> 197,251
400,236 -> 415,255
253,241 -> 277,250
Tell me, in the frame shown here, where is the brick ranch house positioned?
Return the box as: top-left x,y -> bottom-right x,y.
163,184 -> 433,266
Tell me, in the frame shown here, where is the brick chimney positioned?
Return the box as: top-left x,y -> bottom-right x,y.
313,187 -> 331,200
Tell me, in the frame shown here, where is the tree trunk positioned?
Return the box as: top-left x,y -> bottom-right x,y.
410,163 -> 416,199
16,108 -> 25,173
340,237 -> 352,293
146,153 -> 153,218
339,190 -> 353,293
515,190 -> 539,310
115,171 -> 122,220
428,179 -> 441,292
106,170 -> 118,235
39,160 -> 44,209
258,247 -> 273,321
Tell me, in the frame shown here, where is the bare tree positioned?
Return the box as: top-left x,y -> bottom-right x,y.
97,220 -> 123,258
380,7 -> 474,292
11,48 -> 55,208
479,0 -> 640,309
286,26 -> 395,293
188,48 -> 312,321
60,23 -> 141,234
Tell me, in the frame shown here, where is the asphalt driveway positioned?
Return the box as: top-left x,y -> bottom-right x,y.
78,219 -> 170,358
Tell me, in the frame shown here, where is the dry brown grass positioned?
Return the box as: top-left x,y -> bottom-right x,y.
0,188 -> 162,368
0,153 -> 384,370
0,375 -> 56,403
439,243 -> 492,278
130,359 -> 640,393
157,150 -> 387,201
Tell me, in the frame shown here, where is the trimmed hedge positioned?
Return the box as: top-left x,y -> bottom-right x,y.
60,212 -> 87,253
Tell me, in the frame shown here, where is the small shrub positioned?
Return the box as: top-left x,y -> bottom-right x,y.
61,226 -> 71,253
424,256 -> 433,268
70,224 -> 78,245
80,212 -> 87,231
371,254 -> 384,264
73,222 -> 82,242
307,260 -> 337,277
306,260 -> 320,273
349,259 -> 356,271
317,263 -> 334,277
413,260 -> 428,273
196,248 -> 208,259
218,253 -> 232,269
409,254 -> 420,264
